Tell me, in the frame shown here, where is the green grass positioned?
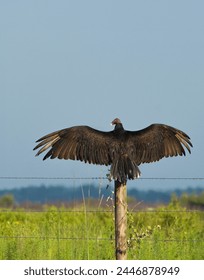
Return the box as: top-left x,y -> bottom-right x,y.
0,202 -> 203,260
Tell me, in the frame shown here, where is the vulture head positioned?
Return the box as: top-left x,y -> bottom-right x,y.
111,118 -> 122,125
111,118 -> 124,131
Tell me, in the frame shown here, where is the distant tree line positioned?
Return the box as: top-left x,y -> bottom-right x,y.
0,184 -> 204,206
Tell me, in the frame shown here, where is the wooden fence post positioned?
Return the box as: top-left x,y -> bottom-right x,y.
114,180 -> 127,260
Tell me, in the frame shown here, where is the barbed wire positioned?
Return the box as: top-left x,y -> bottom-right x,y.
0,176 -> 106,180
0,176 -> 204,180
0,235 -> 203,243
0,209 -> 203,213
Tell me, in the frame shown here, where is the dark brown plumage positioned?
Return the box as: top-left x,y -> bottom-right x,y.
33,118 -> 193,183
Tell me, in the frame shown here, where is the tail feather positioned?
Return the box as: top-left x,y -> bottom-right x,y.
110,157 -> 141,183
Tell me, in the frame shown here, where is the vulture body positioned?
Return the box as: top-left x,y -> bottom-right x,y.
34,118 -> 192,184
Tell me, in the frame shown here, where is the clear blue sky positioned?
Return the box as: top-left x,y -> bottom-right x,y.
1,1 -> 204,190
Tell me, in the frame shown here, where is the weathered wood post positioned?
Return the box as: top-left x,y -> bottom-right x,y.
114,180 -> 127,260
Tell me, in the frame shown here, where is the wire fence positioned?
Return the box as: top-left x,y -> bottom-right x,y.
1,176 -> 204,180
0,177 -> 203,259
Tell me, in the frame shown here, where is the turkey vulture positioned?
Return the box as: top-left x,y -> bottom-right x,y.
33,118 -> 192,183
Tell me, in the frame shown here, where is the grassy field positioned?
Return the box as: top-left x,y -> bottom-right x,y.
0,201 -> 203,260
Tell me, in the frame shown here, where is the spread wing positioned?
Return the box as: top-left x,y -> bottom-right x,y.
34,123 -> 192,167
126,124 -> 193,165
33,126 -> 115,165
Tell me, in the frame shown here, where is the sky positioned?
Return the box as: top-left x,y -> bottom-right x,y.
1,1 -> 204,190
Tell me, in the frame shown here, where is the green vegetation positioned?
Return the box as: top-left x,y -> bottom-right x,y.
0,194 -> 15,208
127,200 -> 204,260
0,197 -> 203,260
178,191 -> 204,208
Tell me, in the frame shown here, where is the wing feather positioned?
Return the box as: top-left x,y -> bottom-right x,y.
34,125 -> 114,165
126,124 -> 192,164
